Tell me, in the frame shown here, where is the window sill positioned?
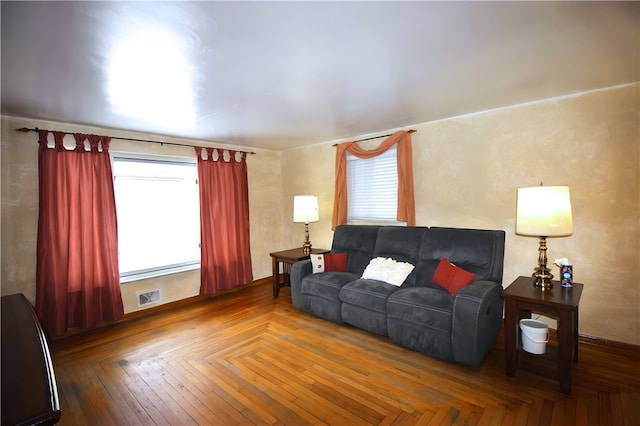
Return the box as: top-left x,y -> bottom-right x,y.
120,263 -> 200,284
347,220 -> 407,226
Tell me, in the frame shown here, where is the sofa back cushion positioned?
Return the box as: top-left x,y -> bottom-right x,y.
371,226 -> 427,286
331,225 -> 380,275
415,227 -> 505,287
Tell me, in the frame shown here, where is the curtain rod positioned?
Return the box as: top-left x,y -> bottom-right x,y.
332,129 -> 416,146
15,127 -> 257,155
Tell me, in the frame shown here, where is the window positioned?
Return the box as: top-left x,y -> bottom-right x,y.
346,146 -> 404,225
112,155 -> 200,282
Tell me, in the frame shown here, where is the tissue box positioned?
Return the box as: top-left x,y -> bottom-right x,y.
560,265 -> 573,288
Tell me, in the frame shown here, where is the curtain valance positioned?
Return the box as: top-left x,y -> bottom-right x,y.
332,130 -> 415,229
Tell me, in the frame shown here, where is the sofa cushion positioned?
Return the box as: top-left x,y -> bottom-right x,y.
340,279 -> 399,313
387,286 -> 455,361
340,279 -> 399,336
311,252 -> 348,273
415,227 -> 506,286
371,226 -> 426,286
301,272 -> 359,302
361,257 -> 415,286
432,257 -> 476,296
387,287 -> 453,334
332,225 -> 380,275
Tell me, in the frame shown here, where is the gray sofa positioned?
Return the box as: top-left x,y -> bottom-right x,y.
290,225 -> 505,367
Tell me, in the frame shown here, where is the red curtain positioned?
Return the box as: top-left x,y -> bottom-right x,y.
195,147 -> 253,294
332,130 -> 415,229
35,131 -> 124,337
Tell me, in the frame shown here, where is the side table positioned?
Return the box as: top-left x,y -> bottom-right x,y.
502,276 -> 584,394
269,247 -> 329,297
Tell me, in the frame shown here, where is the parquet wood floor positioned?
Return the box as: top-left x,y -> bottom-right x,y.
50,283 -> 640,425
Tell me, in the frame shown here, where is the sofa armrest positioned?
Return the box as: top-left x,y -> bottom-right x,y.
451,280 -> 503,367
290,259 -> 313,309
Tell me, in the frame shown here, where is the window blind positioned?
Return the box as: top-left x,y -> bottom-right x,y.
112,155 -> 201,282
347,146 -> 398,222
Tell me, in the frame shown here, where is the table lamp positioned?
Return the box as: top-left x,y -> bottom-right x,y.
516,185 -> 573,289
293,195 -> 319,254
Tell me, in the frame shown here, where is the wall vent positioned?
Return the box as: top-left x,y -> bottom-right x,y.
137,289 -> 161,307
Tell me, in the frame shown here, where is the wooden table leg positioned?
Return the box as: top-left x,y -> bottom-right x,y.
504,299 -> 518,376
272,256 -> 280,297
558,309 -> 574,394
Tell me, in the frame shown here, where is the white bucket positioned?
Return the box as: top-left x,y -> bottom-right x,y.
520,319 -> 549,354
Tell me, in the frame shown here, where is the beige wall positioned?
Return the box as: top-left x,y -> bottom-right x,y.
1,117 -> 282,313
282,84 -> 640,345
2,83 -> 638,344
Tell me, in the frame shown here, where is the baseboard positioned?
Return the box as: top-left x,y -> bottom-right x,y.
578,333 -> 640,353
543,326 -> 639,353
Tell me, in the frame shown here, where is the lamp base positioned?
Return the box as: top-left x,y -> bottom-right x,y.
302,222 -> 312,255
532,236 -> 553,290
533,269 -> 554,290
302,242 -> 312,255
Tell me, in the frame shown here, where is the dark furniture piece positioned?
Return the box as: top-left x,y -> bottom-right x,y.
502,276 -> 584,394
270,247 -> 329,297
1,293 -> 60,425
290,225 -> 506,367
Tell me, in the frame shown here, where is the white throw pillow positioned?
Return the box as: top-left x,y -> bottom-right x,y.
311,254 -> 325,273
361,257 -> 415,286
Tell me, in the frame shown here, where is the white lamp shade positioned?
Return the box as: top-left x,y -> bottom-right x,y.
516,186 -> 573,236
293,195 -> 319,223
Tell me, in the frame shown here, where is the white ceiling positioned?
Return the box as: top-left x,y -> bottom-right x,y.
2,1 -> 638,151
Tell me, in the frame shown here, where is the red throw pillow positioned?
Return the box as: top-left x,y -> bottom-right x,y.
432,257 -> 476,296
323,252 -> 347,272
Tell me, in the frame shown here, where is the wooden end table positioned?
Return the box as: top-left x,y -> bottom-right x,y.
502,276 -> 584,394
269,247 -> 329,297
